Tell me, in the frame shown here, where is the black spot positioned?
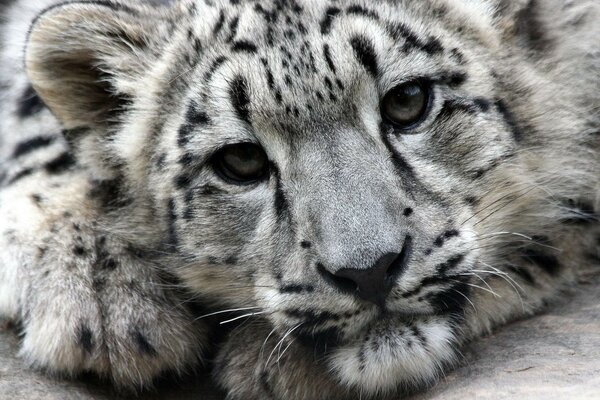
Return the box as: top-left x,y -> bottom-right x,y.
521,248 -> 561,276
12,135 -> 56,159
45,152 -> 76,174
436,254 -> 465,274
31,193 -> 43,205
18,85 -> 46,118
225,255 -> 237,265
271,164 -> 291,223
133,329 -> 158,356
445,72 -> 468,87
506,265 -> 535,285
232,40 -> 258,53
279,284 -> 315,294
465,196 -> 479,206
213,10 -> 226,35
320,7 -> 341,34
434,230 -> 459,247
387,22 -> 444,55
350,36 -> 378,78
101,257 -> 118,271
77,324 -> 94,354
88,178 -> 132,209
403,207 -> 413,217
74,245 -> 87,257
205,55 -> 228,81
428,278 -> 471,318
560,199 -> 598,225
495,100 -> 525,142
175,173 -> 193,189
450,48 -> 465,64
346,5 -> 379,20
167,198 -> 178,247
300,240 -> 311,249
229,76 -> 251,124
178,102 -> 210,147
226,15 -> 240,42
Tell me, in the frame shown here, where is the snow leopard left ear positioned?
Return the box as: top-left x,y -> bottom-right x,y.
25,1 -> 170,129
489,0 -> 540,37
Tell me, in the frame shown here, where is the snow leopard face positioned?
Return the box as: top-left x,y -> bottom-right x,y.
25,0 -> 591,393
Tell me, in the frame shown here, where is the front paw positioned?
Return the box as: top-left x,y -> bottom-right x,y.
20,232 -> 207,389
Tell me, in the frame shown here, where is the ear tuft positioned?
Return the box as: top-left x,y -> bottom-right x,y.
25,1 -> 166,128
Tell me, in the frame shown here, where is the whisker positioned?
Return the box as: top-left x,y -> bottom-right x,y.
194,306 -> 261,321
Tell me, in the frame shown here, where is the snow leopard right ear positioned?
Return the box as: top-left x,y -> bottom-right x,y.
25,1 -> 171,129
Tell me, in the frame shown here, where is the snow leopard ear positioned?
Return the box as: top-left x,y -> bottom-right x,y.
489,0 -> 538,36
25,1 -> 169,129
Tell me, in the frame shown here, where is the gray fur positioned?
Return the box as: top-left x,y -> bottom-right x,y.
0,0 -> 598,398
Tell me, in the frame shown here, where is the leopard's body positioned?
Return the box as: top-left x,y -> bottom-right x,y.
0,0 -> 598,399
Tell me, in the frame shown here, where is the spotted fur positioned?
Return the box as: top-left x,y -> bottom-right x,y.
0,0 -> 598,398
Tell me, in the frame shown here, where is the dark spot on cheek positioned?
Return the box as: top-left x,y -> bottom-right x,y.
18,85 -> 46,118
101,257 -> 118,271
225,255 -> 237,265
300,240 -> 312,249
77,324 -> 94,354
403,207 -> 413,217
279,284 -> 315,294
465,196 -> 479,206
74,246 -> 87,257
133,329 -> 158,356
433,230 -> 459,247
506,265 -> 535,285
521,248 -> 561,276
31,193 -> 43,205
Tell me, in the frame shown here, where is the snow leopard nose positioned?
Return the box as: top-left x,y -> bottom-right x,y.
317,236 -> 412,307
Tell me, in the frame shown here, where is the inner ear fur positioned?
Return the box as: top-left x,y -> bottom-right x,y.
25,1 -> 167,129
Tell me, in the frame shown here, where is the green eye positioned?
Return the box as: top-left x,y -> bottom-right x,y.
213,143 -> 269,184
381,81 -> 430,129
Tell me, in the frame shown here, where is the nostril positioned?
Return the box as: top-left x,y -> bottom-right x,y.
386,235 -> 413,282
316,263 -> 358,294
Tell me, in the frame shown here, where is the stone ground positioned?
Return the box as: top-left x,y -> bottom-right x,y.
1,269 -> 599,400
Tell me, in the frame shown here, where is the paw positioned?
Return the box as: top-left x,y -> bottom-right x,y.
19,227 -> 207,389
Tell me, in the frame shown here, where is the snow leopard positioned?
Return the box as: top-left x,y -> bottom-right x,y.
0,0 -> 598,399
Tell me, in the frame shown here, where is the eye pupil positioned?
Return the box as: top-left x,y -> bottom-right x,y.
214,143 -> 269,184
381,81 -> 430,129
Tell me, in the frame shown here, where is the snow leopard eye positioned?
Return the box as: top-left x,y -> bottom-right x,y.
212,143 -> 269,185
381,81 -> 431,129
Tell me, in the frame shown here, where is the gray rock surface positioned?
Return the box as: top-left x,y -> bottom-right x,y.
1,270 -> 599,400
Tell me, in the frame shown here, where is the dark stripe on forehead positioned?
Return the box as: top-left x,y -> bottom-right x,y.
178,101 -> 210,147
232,40 -> 258,53
323,44 -> 336,73
494,100 -> 525,142
350,36 -> 378,78
205,55 -> 228,82
45,152 -> 75,174
320,7 -> 341,34
346,5 -> 379,20
386,22 -> 444,55
213,9 -> 226,35
229,76 -> 251,125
